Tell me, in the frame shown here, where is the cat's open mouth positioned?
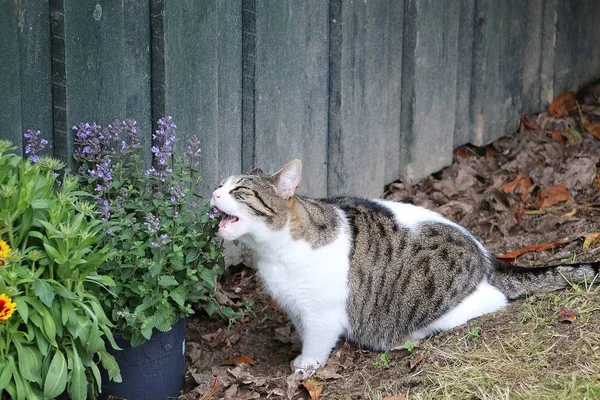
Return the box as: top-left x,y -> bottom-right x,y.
217,209 -> 239,229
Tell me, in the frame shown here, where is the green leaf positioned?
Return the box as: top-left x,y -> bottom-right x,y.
32,280 -> 55,307
170,287 -> 187,307
67,346 -> 87,400
141,324 -> 153,340
86,323 -> 106,353
0,359 -> 13,391
206,299 -> 218,316
85,274 -> 116,287
61,298 -> 74,325
14,341 -> 42,385
30,199 -> 51,209
99,351 -> 122,383
40,308 -> 58,347
43,349 -> 68,399
53,285 -> 78,300
199,268 -> 215,288
90,363 -> 102,392
42,243 -> 62,263
14,296 -> 29,324
158,275 -> 178,287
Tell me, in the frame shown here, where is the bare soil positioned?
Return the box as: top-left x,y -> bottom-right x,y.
179,82 -> 600,400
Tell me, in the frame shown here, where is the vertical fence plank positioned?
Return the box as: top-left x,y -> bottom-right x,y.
328,0 -> 390,197
520,0 -> 543,115
52,0 -> 152,165
0,2 -> 23,148
453,0 -> 475,148
383,0 -> 404,184
18,1 -> 54,156
470,0 -> 529,145
552,1 -> 600,96
124,1 -> 152,163
254,0 -> 329,197
399,0 -> 458,181
540,0 -> 557,107
241,0 -> 256,174
160,0 -> 242,196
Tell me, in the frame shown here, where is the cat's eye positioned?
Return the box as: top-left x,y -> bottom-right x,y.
230,186 -> 253,196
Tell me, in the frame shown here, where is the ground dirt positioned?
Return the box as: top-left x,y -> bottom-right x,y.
179,81 -> 600,400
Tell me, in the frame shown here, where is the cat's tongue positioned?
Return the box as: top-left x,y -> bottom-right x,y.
219,214 -> 239,228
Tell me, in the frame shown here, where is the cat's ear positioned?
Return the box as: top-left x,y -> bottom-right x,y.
272,159 -> 302,199
246,168 -> 264,176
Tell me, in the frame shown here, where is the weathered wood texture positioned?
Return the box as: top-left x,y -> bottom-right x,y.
18,1 -> 54,156
254,0 -> 329,197
2,0 -> 600,198
53,0 -> 152,165
158,0 -> 242,195
328,0 -> 391,197
0,1 -> 24,149
399,0 -> 459,181
542,0 -> 600,104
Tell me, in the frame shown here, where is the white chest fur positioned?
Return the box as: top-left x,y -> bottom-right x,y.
243,218 -> 352,369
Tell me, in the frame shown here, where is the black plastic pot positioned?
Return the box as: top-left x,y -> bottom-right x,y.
99,318 -> 186,400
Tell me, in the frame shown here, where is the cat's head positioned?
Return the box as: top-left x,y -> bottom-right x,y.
210,159 -> 302,241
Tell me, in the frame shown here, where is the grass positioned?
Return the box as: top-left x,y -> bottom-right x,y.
326,285 -> 600,400
413,285 -> 600,400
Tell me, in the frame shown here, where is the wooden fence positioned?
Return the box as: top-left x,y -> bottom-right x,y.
1,0 -> 599,198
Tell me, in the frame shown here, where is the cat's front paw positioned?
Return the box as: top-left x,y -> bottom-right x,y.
292,354 -> 326,377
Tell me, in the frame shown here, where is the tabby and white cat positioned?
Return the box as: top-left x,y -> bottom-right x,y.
211,159 -> 599,372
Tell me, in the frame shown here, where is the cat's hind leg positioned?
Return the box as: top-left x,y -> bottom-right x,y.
410,279 -> 508,340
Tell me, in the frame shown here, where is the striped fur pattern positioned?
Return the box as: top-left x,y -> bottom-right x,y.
211,159 -> 600,372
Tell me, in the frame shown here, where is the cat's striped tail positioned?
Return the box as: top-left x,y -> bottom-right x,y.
488,259 -> 600,300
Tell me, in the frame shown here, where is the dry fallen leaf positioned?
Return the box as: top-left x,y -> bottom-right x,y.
558,306 -> 577,323
549,91 -> 578,117
548,130 -> 566,143
583,233 -> 600,250
199,378 -> 220,400
584,121 -> 600,139
501,170 -> 533,201
223,384 -> 239,399
496,238 -> 575,260
453,146 -> 471,159
286,371 -> 304,399
536,184 -> 571,208
501,171 -> 523,194
383,396 -> 407,400
235,355 -> 256,366
302,378 -> 324,400
409,352 -> 424,370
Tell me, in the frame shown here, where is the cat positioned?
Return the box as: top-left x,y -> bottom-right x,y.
210,159 -> 600,372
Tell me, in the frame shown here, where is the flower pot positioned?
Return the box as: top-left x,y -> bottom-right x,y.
100,318 -> 186,400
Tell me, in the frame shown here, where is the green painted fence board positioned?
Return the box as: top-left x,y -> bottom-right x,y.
254,0 -> 329,197
53,0 -> 152,165
161,0 -> 242,195
0,2 -> 23,148
18,0 -> 54,156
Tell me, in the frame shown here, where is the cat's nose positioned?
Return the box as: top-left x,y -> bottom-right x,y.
212,191 -> 221,200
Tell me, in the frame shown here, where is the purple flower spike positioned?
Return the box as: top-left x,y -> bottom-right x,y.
24,129 -> 48,162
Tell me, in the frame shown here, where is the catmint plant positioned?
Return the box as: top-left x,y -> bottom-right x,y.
74,117 -> 223,346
